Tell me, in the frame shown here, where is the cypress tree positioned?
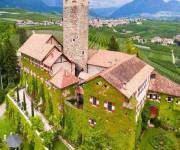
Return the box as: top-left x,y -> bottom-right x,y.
31,100 -> 34,117
125,39 -> 139,55
16,86 -> 20,103
39,83 -> 45,102
17,28 -> 28,45
23,91 -> 26,111
108,36 -> 119,51
48,95 -> 53,115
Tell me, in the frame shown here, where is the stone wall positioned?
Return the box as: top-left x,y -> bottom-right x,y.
63,0 -> 89,72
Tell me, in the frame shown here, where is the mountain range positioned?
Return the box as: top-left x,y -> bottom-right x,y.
0,0 -> 62,13
111,0 -> 180,18
0,0 -> 180,19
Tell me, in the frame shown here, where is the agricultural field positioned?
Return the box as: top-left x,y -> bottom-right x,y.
115,20 -> 180,39
0,8 -> 61,22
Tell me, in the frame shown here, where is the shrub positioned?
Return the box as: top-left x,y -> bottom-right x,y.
40,131 -> 55,149
31,116 -> 44,132
152,118 -> 161,128
150,132 -> 178,150
0,88 -> 5,104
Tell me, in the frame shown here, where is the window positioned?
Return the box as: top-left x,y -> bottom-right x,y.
88,118 -> 96,128
104,101 -> 115,112
151,74 -> 156,79
89,97 -> 100,107
167,96 -> 173,102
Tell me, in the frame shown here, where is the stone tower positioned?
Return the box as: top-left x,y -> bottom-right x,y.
63,0 -> 89,73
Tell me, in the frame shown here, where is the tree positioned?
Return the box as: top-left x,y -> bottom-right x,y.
39,83 -> 45,102
31,100 -> 34,117
23,91 -> 26,111
17,28 -> 28,45
32,77 -> 38,99
16,86 -> 20,103
3,39 -> 20,86
48,95 -> 53,116
108,36 -> 119,51
0,22 -> 19,90
125,39 -> 139,55
0,88 -> 5,104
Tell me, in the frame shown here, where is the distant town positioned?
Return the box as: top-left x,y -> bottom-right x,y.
16,18 -> 144,27
132,35 -> 180,46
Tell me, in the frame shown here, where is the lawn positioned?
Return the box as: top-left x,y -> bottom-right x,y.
53,140 -> 68,150
139,128 -> 180,150
0,115 -> 15,138
159,96 -> 180,128
0,115 -> 29,149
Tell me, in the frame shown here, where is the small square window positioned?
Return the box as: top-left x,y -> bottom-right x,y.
108,102 -> 112,111
89,97 -> 100,107
88,118 -> 96,128
104,101 -> 115,112
93,97 -> 97,105
151,74 -> 156,79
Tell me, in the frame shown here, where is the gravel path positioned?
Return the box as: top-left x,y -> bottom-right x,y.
0,103 -> 6,117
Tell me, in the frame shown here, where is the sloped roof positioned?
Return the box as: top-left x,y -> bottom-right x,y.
18,34 -> 55,61
149,71 -> 180,97
50,69 -> 79,89
43,48 -> 62,67
100,57 -> 154,98
88,50 -> 134,68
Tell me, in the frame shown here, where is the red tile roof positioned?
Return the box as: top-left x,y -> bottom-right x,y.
100,57 -> 154,98
43,48 -> 62,67
88,50 -> 134,68
50,69 -> 79,89
18,34 -> 56,61
149,71 -> 180,97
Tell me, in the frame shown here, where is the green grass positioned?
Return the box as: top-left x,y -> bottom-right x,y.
0,115 -> 15,138
159,96 -> 180,128
53,140 -> 68,150
139,128 -> 180,150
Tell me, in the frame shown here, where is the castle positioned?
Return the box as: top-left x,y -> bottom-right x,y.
18,0 -> 180,149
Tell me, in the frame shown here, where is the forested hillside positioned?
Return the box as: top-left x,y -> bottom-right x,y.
0,22 -> 22,103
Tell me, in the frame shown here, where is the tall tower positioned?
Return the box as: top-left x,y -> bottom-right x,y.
63,0 -> 89,73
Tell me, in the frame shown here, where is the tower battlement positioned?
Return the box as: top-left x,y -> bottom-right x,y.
63,0 -> 89,72
64,0 -> 88,7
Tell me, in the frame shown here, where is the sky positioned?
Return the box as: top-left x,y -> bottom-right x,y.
90,0 -> 132,8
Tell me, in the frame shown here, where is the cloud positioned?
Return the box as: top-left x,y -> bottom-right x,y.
90,0 -> 180,8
